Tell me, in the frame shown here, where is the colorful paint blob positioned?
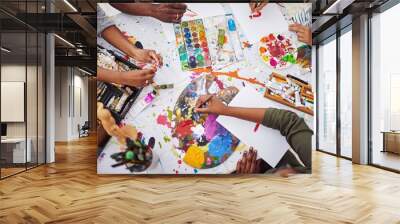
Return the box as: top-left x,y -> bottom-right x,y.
171,75 -> 240,169
259,33 -> 297,70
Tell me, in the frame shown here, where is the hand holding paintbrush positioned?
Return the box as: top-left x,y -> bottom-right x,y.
194,94 -> 227,114
249,0 -> 268,17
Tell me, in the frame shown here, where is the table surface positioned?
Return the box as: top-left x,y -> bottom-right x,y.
97,3 -> 314,174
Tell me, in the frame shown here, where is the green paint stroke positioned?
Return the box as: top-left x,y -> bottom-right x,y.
282,53 -> 296,64
163,136 -> 171,143
167,108 -> 173,121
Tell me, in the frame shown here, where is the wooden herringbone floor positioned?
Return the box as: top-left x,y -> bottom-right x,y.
1,135 -> 400,224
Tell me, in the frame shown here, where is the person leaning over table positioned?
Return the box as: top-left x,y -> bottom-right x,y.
195,95 -> 313,176
110,3 -> 187,23
97,6 -> 163,88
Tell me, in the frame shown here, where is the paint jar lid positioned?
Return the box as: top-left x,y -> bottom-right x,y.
228,19 -> 236,31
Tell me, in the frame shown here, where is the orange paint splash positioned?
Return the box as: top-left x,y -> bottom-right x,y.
192,67 -> 266,87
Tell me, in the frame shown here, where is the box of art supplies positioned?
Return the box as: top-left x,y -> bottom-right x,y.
264,72 -> 314,115
97,45 -> 142,121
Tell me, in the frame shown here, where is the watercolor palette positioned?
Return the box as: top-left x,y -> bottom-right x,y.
171,75 -> 240,169
174,19 -> 212,71
259,33 -> 297,70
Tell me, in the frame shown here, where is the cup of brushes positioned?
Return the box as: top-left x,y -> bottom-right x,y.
111,132 -> 155,172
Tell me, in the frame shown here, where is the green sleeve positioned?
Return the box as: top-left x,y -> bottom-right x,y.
261,108 -> 313,173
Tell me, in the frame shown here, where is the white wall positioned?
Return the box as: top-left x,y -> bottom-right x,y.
54,66 -> 89,141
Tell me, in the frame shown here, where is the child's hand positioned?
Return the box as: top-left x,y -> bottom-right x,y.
119,69 -> 156,88
289,23 -> 312,46
133,49 -> 163,68
236,147 -> 262,174
151,3 -> 187,23
194,94 -> 227,115
249,2 -> 268,13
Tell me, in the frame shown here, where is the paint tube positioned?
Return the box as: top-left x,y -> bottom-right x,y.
227,17 -> 244,61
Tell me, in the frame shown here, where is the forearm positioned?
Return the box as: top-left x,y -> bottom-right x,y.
97,67 -> 124,85
110,3 -> 155,17
101,25 -> 138,58
222,107 -> 266,124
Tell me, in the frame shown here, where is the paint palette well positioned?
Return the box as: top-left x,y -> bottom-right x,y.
171,75 -> 240,169
259,33 -> 297,70
174,19 -> 212,71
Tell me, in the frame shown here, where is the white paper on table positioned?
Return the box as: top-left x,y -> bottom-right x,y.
216,86 -> 289,167
229,3 -> 288,44
161,3 -> 226,42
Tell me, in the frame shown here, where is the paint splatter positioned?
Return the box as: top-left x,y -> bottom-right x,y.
242,41 -> 253,49
156,114 -> 172,128
194,169 -> 198,174
192,67 -> 266,87
163,136 -> 171,143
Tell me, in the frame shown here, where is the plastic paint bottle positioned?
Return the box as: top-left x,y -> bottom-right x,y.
227,18 -> 244,61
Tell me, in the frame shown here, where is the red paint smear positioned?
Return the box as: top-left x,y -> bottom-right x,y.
192,68 -> 266,87
214,78 -> 224,89
175,120 -> 194,139
178,160 -> 182,164
156,114 -> 171,128
249,11 -> 261,19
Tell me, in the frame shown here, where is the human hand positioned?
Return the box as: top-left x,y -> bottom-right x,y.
249,1 -> 268,13
132,49 -> 163,68
289,23 -> 312,46
119,69 -> 156,88
151,3 -> 187,23
236,147 -> 262,174
194,94 -> 227,115
274,167 -> 298,177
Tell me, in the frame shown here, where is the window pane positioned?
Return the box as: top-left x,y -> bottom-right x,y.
340,29 -> 352,158
371,3 -> 400,171
318,38 -> 337,154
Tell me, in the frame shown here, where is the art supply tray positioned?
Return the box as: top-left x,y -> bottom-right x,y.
97,46 -> 142,122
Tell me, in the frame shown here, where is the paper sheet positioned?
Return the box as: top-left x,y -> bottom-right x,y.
216,86 -> 289,167
229,3 -> 289,44
161,3 -> 226,42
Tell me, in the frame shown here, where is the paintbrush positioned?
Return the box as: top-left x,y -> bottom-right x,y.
196,94 -> 214,109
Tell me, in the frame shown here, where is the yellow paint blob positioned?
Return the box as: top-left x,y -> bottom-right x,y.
183,145 -> 205,169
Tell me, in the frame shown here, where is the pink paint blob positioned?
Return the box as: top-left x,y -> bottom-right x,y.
214,78 -> 224,90
156,114 -> 172,128
270,58 -> 277,67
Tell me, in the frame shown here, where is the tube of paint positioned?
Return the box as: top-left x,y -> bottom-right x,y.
227,17 -> 244,61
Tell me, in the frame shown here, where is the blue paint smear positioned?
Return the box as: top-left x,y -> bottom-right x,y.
208,134 -> 232,159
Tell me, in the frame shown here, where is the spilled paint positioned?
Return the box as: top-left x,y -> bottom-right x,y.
191,67 -> 266,87
156,114 -> 172,128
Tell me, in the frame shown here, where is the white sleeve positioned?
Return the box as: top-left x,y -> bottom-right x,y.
97,6 -> 116,37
